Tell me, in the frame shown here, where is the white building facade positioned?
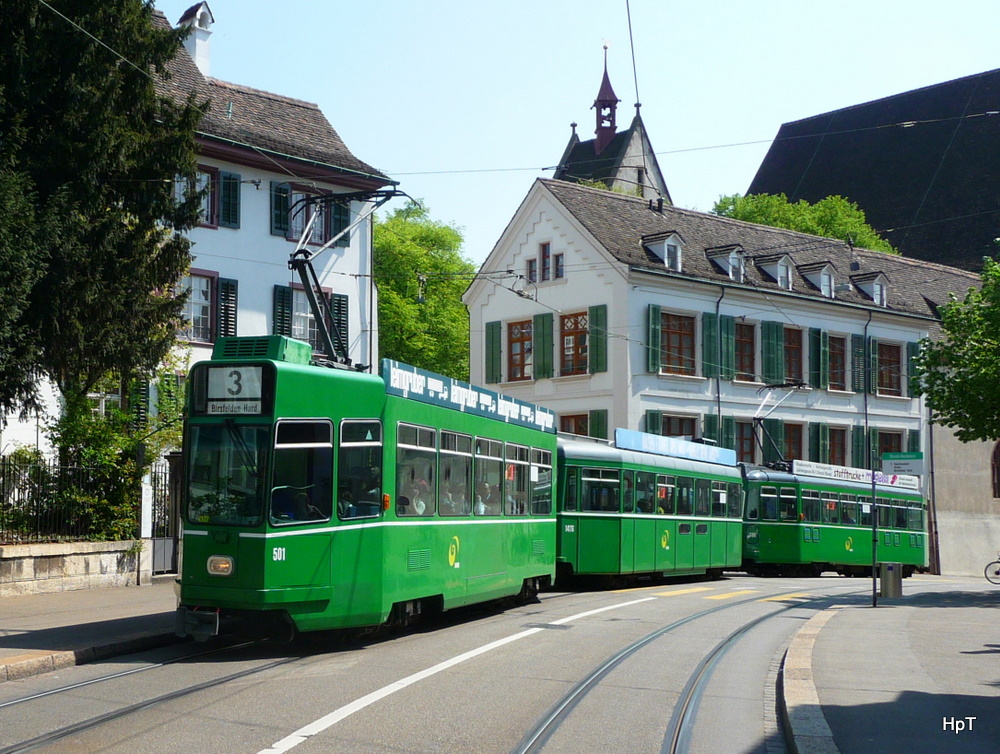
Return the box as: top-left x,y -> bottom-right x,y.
464,179 -> 980,571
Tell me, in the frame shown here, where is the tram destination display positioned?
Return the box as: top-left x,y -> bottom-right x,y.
206,366 -> 263,415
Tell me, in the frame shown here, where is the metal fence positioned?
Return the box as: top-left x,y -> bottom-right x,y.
0,457 -> 156,545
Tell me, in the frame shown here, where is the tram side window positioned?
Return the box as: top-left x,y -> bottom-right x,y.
530,448 -> 553,515
396,423 -> 436,517
270,420 -> 334,525
582,468 -> 620,512
877,498 -> 892,528
822,493 -> 839,524
840,495 -> 857,525
711,481 -> 727,517
779,487 -> 798,522
907,502 -> 923,530
635,471 -> 656,513
474,438 -> 503,515
622,471 -> 635,513
894,504 -> 908,529
563,466 -> 579,512
760,486 -> 778,520
695,479 -> 711,516
859,497 -> 873,526
505,443 -> 529,515
727,482 -> 742,518
801,490 -> 821,523
658,475 -> 676,515
676,477 -> 694,516
440,431 -> 473,516
338,420 -> 383,520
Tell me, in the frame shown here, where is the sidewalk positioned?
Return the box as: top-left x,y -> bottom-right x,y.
0,577 -> 181,682
783,576 -> 1000,754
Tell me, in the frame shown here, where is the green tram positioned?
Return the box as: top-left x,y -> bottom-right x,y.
175,335 -> 558,640
556,429 -> 744,584
742,461 -> 927,577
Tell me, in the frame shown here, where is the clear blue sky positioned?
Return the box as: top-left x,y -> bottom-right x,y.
155,1 -> 1000,266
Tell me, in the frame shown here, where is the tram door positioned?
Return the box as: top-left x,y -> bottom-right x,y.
631,471 -> 657,573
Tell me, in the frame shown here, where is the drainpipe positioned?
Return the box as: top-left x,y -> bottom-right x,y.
715,286 -> 726,438
863,309 -> 877,607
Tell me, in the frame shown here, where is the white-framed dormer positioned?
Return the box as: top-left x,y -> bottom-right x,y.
755,253 -> 794,291
706,245 -> 745,282
852,271 -> 889,306
643,231 -> 684,272
797,261 -> 837,299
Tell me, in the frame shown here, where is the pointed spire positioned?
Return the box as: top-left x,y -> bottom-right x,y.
592,46 -> 620,155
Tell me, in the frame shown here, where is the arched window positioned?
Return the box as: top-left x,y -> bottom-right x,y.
992,442 -> 1000,498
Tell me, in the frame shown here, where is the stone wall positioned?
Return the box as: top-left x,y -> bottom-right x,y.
0,540 -> 154,597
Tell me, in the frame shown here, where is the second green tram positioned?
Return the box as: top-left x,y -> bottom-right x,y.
742,463 -> 927,577
556,430 -> 744,583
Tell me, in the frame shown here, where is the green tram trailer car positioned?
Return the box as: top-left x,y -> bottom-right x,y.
175,335 -> 558,640
556,429 -> 744,584
741,461 -> 928,577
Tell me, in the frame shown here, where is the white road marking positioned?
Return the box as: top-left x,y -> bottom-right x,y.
257,596 -> 657,753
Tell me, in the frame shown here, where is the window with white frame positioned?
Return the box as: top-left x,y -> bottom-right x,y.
179,273 -> 213,342
777,260 -> 791,290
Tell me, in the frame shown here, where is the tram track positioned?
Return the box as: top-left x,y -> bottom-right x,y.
514,585 -> 867,754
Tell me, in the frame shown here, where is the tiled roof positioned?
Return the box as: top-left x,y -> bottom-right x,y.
539,179 -> 980,319
151,11 -> 389,183
747,68 -> 1000,272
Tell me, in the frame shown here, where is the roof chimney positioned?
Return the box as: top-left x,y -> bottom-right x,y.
179,2 -> 214,77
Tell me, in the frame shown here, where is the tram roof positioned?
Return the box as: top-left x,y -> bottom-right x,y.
558,436 -> 743,478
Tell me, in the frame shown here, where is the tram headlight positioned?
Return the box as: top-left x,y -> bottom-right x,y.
207,555 -> 234,576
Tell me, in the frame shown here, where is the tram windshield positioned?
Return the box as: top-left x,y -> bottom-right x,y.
187,422 -> 269,526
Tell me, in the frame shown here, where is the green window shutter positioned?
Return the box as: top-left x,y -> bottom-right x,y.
869,427 -> 880,468
762,321 -> 784,384
330,293 -> 349,356
533,313 -> 553,379
852,425 -> 867,469
589,304 -> 607,374
907,429 -> 921,453
645,410 -> 662,435
130,380 -> 150,432
809,422 -> 829,463
647,304 -> 662,373
485,321 -> 501,384
869,337 -> 879,394
589,409 -> 608,440
270,182 -> 290,236
703,413 -> 720,444
721,415 -> 736,450
721,315 -> 736,379
762,418 -> 784,464
216,278 -> 238,338
219,172 -> 241,228
702,312 -> 720,379
906,341 -> 921,397
851,334 -> 866,393
333,202 -> 350,247
809,328 -> 829,389
272,285 -> 292,336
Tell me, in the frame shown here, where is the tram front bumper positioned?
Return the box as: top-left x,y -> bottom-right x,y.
175,606 -> 220,641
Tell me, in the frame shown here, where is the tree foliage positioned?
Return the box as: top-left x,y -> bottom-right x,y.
712,193 -> 897,253
915,257 -> 1000,442
373,202 -> 473,380
1,0 -> 204,460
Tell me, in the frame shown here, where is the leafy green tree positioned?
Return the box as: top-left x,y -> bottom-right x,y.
1,0 -> 204,462
373,202 -> 473,380
712,193 -> 897,253
915,257 -> 1000,442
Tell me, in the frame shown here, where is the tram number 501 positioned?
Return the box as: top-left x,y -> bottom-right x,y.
272,547 -> 287,562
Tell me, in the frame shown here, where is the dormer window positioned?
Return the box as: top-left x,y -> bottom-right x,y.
706,246 -> 745,282
777,260 -> 791,290
852,272 -> 890,307
797,262 -> 837,299
643,232 -> 684,272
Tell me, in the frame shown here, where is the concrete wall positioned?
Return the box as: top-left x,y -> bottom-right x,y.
931,427 -> 1000,577
0,540 -> 154,597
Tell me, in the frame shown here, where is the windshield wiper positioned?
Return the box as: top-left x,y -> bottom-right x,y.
224,419 -> 259,479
